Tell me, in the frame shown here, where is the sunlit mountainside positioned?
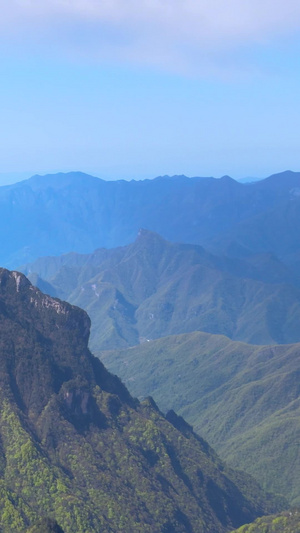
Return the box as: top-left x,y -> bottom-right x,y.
3,0 -> 300,529
0,269 -> 283,532
100,331 -> 300,505
22,230 -> 300,349
0,170 -> 299,531
232,508 -> 300,533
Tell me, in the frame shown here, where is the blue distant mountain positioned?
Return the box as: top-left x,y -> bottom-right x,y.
22,230 -> 300,350
0,169 -> 299,268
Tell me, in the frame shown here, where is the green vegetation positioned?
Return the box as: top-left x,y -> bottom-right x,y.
100,331 -> 300,505
0,269 -> 284,532
231,508 -> 300,532
22,229 -> 300,350
18,230 -> 300,508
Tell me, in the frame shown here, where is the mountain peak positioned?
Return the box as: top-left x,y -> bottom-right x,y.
0,267 -> 89,332
0,268 -> 134,419
260,170 -> 300,188
23,171 -> 103,191
219,175 -> 240,185
0,268 -> 284,531
136,228 -> 167,242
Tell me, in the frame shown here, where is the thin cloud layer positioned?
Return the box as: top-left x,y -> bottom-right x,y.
2,1 -> 300,73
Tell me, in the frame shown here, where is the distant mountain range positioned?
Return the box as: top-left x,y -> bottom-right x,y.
20,224 -> 300,507
0,268 -> 282,532
0,169 -> 299,530
0,169 -> 299,267
100,331 -> 300,505
22,230 -> 300,348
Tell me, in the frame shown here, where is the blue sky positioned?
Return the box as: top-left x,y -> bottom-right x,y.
0,1 -> 300,184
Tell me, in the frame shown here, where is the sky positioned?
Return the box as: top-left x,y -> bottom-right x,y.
0,1 -> 300,184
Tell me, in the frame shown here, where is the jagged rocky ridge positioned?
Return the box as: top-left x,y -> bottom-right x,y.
0,269 -> 284,532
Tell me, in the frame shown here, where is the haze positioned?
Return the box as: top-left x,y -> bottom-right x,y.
0,1 -> 299,183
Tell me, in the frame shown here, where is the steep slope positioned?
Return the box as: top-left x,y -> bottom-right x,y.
0,269 -> 282,532
100,332 -> 300,504
2,169 -> 300,268
22,230 -> 300,349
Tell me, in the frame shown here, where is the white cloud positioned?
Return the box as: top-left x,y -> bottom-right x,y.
2,1 -> 300,73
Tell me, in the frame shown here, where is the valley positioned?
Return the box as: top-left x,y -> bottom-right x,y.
0,269 -> 283,532
21,229 -> 300,350
0,170 -> 299,531
100,331 -> 300,505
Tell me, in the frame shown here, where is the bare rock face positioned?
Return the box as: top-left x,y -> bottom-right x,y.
0,268 -> 132,419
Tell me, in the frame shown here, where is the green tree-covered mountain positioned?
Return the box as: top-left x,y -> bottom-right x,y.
100,331 -> 300,505
1,169 -> 300,268
22,230 -> 300,348
231,508 -> 300,533
0,268 -> 283,532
